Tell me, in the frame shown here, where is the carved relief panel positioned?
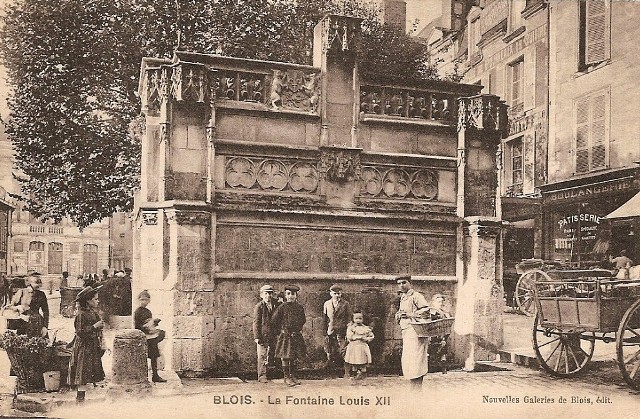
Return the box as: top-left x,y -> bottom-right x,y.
359,167 -> 439,201
224,156 -> 319,194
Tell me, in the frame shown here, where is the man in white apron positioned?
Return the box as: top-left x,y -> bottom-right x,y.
395,275 -> 429,388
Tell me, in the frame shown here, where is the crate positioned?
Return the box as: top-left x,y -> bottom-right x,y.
410,318 -> 454,338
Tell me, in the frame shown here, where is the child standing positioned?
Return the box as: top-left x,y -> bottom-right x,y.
344,311 -> 374,381
271,285 -> 306,386
68,286 -> 105,402
134,290 -> 166,383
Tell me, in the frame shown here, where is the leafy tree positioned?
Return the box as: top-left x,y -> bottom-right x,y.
0,0 -> 437,229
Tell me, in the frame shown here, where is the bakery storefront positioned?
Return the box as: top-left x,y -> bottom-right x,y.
540,168 -> 640,267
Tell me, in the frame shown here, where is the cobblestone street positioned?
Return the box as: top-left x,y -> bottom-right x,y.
45,363 -> 639,419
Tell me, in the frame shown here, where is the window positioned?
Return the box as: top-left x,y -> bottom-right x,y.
508,0 -> 525,32
14,241 -> 24,253
450,0 -> 467,31
48,242 -> 63,274
0,211 -> 7,253
29,241 -> 44,252
511,139 -> 524,188
29,241 -> 45,267
509,59 -> 524,108
70,242 -> 80,254
575,90 -> 609,174
83,244 -> 98,274
579,0 -> 610,70
469,17 -> 480,55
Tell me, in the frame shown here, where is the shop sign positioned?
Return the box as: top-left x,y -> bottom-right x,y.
545,178 -> 635,203
478,24 -> 547,73
557,213 -> 601,229
554,213 -> 602,250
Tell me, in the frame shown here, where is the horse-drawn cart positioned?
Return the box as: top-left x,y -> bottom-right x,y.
529,268 -> 640,389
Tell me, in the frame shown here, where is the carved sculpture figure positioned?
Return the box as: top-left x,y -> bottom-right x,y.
270,70 -> 283,109
304,73 -> 319,113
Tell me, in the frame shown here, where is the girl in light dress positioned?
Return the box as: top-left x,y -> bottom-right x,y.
344,311 -> 374,381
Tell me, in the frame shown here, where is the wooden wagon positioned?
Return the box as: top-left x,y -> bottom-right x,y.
530,268 -> 640,390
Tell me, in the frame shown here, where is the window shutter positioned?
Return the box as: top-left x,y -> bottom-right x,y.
590,93 -> 607,169
585,0 -> 610,65
575,97 -> 590,173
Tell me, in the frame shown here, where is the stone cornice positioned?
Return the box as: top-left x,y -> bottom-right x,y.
521,1 -> 547,20
503,25 -> 526,44
213,272 -> 458,282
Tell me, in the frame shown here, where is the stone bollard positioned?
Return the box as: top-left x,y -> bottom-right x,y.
107,329 -> 151,399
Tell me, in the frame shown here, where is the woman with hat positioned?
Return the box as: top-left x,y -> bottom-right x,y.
271,285 -> 306,386
68,285 -> 105,402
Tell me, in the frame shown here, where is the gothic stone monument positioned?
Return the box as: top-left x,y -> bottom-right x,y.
135,14 -> 507,376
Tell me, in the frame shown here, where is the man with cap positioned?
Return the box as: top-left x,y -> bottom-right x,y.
271,285 -> 306,386
252,284 -> 281,383
394,275 -> 430,388
322,284 -> 352,377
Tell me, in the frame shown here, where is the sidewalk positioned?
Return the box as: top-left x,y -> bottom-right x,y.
45,363 -> 640,419
0,291 -> 181,415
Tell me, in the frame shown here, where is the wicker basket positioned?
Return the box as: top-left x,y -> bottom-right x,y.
6,347 -> 48,393
410,317 -> 455,338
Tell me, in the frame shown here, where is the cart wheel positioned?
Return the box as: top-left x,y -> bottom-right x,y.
616,298 -> 640,390
532,312 -> 594,377
516,269 -> 551,316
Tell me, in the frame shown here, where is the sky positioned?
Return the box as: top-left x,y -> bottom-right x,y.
405,0 -> 443,33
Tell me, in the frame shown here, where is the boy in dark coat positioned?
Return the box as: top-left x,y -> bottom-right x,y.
134,290 -> 166,383
322,284 -> 352,377
271,285 -> 306,386
253,284 -> 280,382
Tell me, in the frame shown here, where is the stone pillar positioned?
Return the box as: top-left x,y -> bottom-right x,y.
313,14 -> 362,148
454,95 -> 508,370
137,59 -> 216,375
108,329 -> 150,397
313,15 -> 363,207
455,218 -> 504,370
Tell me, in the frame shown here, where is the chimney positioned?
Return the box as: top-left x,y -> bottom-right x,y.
383,0 -> 407,33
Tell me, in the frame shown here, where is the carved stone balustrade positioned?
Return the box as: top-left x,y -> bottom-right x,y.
359,81 -> 481,124
140,53 -> 322,115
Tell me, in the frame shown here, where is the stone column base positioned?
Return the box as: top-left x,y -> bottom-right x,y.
106,382 -> 152,400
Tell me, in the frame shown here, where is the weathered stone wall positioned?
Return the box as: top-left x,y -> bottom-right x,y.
171,278 -> 456,375
215,225 -> 456,276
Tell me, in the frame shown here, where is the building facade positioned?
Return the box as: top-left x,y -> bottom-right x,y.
135,15 -> 508,375
0,119 -> 111,288
0,188 -> 13,276
9,203 -> 110,287
544,0 -> 640,265
421,0 -> 548,300
109,212 -> 134,272
424,0 -> 640,267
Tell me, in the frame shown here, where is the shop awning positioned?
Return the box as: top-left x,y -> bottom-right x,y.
605,191 -> 640,219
